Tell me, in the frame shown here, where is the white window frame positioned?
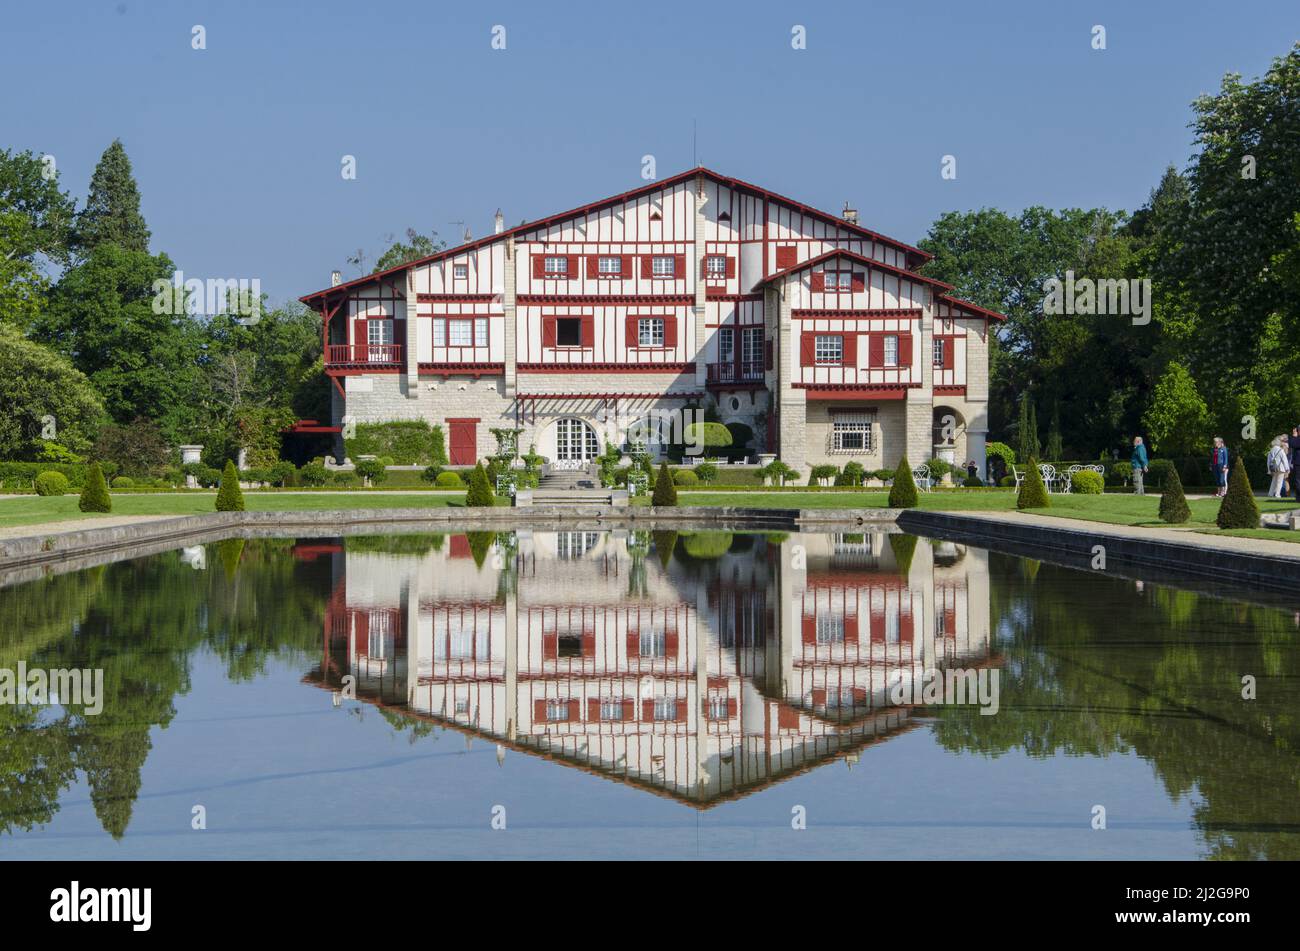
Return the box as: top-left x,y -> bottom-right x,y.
432,319 -> 446,348
652,697 -> 677,721
741,327 -> 763,365
543,255 -> 568,275
814,334 -> 843,365
599,699 -> 623,721
815,614 -> 845,644
884,334 -> 900,367
448,319 -> 473,347
638,629 -> 667,658
474,317 -> 488,348
453,263 -> 468,279
832,414 -> 874,453
717,327 -> 734,363
651,255 -> 675,277
705,255 -> 727,277
637,317 -> 665,348
545,700 -> 570,722
367,321 -> 393,346
597,255 -> 622,275
825,271 -> 852,291
933,338 -> 945,367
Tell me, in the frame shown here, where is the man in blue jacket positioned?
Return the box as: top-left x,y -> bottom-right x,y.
1131,436 -> 1149,495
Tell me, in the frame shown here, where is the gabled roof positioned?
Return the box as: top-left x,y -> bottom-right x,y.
752,247 -> 956,293
300,167 -> 933,304
752,248 -> 1007,321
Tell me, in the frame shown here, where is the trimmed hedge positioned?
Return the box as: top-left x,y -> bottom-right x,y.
673,469 -> 699,486
435,471 -> 464,488
344,420 -> 443,465
34,471 -> 71,496
0,461 -> 119,490
1070,470 -> 1104,494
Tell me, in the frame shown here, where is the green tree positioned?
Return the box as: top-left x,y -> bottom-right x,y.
465,462 -> 495,507
0,322 -> 104,458
370,228 -> 446,273
1045,402 -> 1063,462
79,462 -> 111,512
73,139 -> 150,254
215,460 -> 246,512
1216,457 -> 1260,529
1159,468 -> 1192,523
0,148 -> 76,328
1017,457 -> 1050,509
652,462 -> 678,506
1143,363 -> 1210,456
888,456 -> 919,508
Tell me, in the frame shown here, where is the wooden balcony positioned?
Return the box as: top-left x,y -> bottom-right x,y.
706,361 -> 764,386
326,344 -> 403,366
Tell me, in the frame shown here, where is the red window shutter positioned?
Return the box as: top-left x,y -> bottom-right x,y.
943,338 -> 955,369
898,332 -> 914,367
673,254 -> 685,279
674,699 -> 687,722
532,256 -> 545,279
663,315 -> 677,349
586,255 -> 600,277
852,687 -> 867,704
533,699 -> 548,721
851,271 -> 866,292
626,315 -> 639,347
799,332 -> 815,366
641,255 -> 653,279
801,614 -> 816,645
642,699 -> 655,721
567,256 -> 579,280
621,699 -> 635,721
725,256 -> 735,278
580,314 -> 594,348
587,698 -> 601,721
776,246 -> 796,269
393,318 -> 407,349
542,317 -> 556,348
778,706 -> 799,729
620,255 -> 633,279
868,334 -> 885,367
900,606 -> 914,642
726,698 -> 737,717
626,629 -> 639,656
665,627 -> 679,657
566,699 -> 580,721
811,688 -> 827,708
352,318 -> 366,359
582,628 -> 595,657
844,615 -> 859,644
810,272 -> 825,292
870,600 -> 885,642
765,340 -> 773,370
944,607 -> 957,635
543,633 -> 557,660
842,333 -> 858,367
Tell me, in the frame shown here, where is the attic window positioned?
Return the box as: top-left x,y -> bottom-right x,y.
453,263 -> 468,279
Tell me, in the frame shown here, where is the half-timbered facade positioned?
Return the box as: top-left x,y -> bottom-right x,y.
301,168 -> 1005,475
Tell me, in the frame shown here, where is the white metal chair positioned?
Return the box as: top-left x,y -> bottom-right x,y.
1011,465 -> 1025,490
1038,463 -> 1058,493
912,464 -> 932,491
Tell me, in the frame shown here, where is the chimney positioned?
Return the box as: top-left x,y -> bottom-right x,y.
842,202 -> 858,225
494,208 -> 504,234
330,269 -> 342,287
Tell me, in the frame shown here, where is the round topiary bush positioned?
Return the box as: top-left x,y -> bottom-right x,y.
79,462 -> 111,512
673,469 -> 699,486
354,459 -> 387,486
110,476 -> 135,489
34,471 -> 71,496
421,465 -> 444,483
1070,470 -> 1104,494
330,471 -> 361,487
300,463 -> 329,486
435,471 -> 464,488
693,462 -> 718,484
810,464 -> 839,486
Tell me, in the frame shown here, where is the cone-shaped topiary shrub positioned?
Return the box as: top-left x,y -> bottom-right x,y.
215,460 -> 246,511
1016,457 -> 1050,509
888,532 -> 918,577
652,462 -> 678,506
1158,468 -> 1191,524
888,457 -> 919,508
652,530 -> 678,568
465,462 -> 496,507
79,462 -> 112,513
1216,457 -> 1260,529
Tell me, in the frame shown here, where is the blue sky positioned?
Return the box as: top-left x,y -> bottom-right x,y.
2,0 -> 1294,304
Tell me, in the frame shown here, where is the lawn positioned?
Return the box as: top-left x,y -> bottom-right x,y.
0,491 -> 476,530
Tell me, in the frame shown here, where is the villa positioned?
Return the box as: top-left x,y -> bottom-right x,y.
300,168 -> 1005,476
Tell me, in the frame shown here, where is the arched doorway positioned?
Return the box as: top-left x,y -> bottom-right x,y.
553,417 -> 601,467
932,407 -> 965,465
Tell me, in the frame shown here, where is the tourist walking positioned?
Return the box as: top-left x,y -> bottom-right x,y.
1130,436 -> 1149,495
1266,436 -> 1291,498
1288,425 -> 1300,498
1211,437 -> 1230,498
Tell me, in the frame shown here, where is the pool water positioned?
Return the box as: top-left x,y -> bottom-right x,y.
1,528 -> 1296,859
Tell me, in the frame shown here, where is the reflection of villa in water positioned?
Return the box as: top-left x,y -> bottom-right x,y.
306,531 -> 993,806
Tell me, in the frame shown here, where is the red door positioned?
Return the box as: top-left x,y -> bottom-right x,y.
448,419 -> 477,466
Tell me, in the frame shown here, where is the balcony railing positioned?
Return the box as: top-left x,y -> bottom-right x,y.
327,344 -> 403,365
706,360 -> 764,385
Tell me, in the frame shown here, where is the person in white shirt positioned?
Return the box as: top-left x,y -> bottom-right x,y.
1266,436 -> 1292,498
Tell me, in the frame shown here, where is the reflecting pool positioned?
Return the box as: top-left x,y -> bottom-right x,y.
1,528 -> 1297,859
